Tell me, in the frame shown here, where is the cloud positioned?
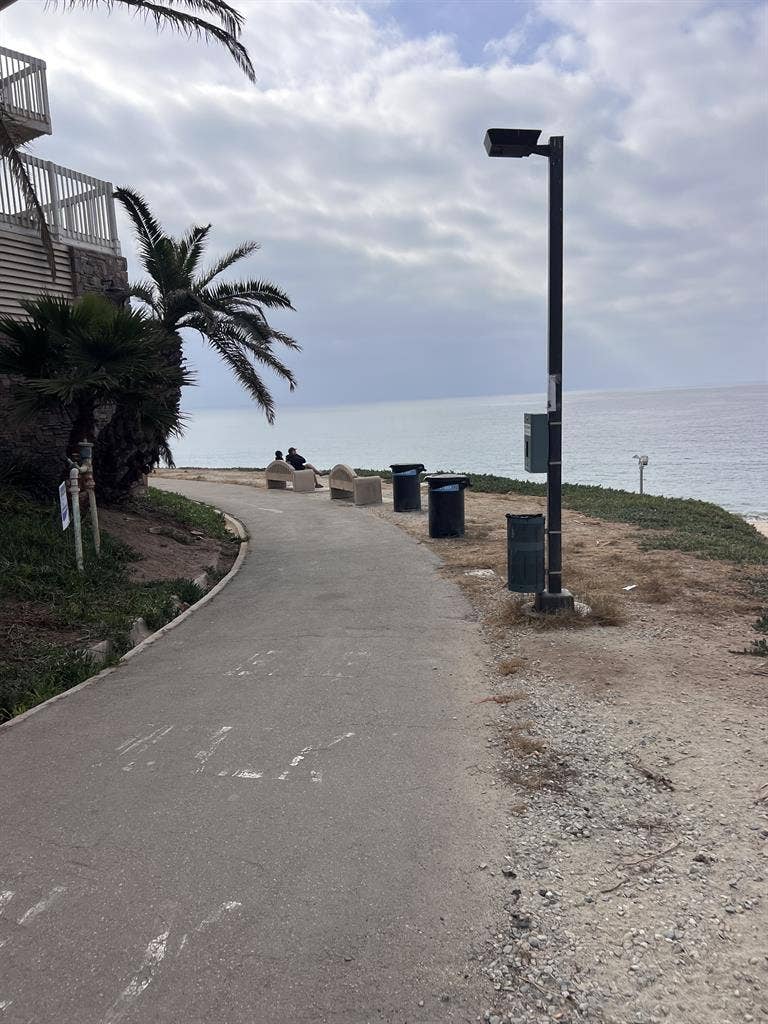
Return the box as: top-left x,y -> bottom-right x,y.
2,0 -> 765,411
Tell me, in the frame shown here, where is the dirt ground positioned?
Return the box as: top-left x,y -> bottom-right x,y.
156,469 -> 768,1024
99,505 -> 234,583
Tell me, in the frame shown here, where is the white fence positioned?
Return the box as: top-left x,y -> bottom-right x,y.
0,152 -> 120,254
0,45 -> 51,137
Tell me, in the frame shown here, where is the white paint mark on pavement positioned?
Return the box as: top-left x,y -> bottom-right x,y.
117,725 -> 174,758
0,891 -> 14,912
290,745 -> 312,767
195,901 -> 242,932
0,999 -> 13,1011
178,933 -> 188,954
194,726 -> 233,773
279,732 -> 355,780
311,769 -> 322,784
102,930 -> 169,1023
232,769 -> 263,779
17,885 -> 66,925
253,506 -> 284,514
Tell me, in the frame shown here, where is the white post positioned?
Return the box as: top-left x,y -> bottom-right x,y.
68,465 -> 84,572
639,461 -> 644,495
46,161 -> 60,241
79,439 -> 100,556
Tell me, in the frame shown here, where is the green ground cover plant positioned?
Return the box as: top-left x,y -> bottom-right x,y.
0,488 -> 229,722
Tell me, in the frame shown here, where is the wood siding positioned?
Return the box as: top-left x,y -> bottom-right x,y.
0,230 -> 73,318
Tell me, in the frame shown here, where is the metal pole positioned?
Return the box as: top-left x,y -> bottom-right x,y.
639,461 -> 644,495
67,465 -> 84,573
546,136 -> 564,596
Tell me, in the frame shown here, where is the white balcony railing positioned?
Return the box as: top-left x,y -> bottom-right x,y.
0,152 -> 121,255
0,45 -> 52,143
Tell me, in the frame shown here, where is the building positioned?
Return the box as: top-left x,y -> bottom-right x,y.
0,43 -> 128,485
1,44 -> 128,314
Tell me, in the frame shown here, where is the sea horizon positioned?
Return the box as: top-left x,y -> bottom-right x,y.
171,382 -> 768,519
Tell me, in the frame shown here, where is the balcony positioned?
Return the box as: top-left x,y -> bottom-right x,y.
0,151 -> 121,255
0,45 -> 52,144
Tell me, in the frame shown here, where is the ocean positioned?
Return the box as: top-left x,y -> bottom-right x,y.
171,383 -> 768,518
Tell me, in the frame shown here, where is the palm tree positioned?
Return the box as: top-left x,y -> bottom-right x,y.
115,186 -> 299,426
0,293 -> 192,498
0,0 -> 254,275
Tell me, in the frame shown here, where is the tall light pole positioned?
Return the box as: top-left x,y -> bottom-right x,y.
484,128 -> 574,612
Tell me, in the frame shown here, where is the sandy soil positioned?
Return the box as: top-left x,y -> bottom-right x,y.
156,469 -> 768,1023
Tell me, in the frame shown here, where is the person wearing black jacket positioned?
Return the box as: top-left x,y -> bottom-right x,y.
286,447 -> 324,488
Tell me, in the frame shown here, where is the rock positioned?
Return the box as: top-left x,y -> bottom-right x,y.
501,865 -> 517,877
193,572 -> 209,592
129,617 -> 152,647
85,639 -> 113,665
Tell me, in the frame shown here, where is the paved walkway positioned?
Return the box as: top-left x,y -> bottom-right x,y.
0,480 -> 502,1024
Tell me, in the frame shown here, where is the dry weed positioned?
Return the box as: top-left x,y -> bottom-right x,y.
505,720 -> 547,755
498,656 -> 525,676
641,577 -> 674,604
476,692 -> 526,705
581,592 -> 628,626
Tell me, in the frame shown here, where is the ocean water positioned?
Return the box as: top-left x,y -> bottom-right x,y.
171,383 -> 768,518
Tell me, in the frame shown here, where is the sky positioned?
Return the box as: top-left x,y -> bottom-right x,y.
2,0 -> 767,412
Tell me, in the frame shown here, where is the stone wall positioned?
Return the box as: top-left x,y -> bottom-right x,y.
0,246 -> 129,495
70,248 -> 129,305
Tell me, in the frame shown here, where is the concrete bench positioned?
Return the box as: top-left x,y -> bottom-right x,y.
328,464 -> 382,506
265,460 -> 315,492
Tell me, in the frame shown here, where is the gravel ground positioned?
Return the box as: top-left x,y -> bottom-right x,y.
468,599 -> 767,1024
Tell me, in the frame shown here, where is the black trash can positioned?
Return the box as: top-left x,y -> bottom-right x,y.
390,463 -> 426,512
425,474 -> 471,538
506,513 -> 545,593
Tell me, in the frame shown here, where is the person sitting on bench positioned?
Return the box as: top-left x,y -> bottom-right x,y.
286,447 -> 323,488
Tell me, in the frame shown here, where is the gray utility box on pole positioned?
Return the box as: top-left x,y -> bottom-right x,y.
524,413 -> 549,473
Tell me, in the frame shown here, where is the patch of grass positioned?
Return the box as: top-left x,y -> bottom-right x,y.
735,612 -> 768,657
0,487 -> 227,721
493,592 -> 625,630
141,487 -> 232,541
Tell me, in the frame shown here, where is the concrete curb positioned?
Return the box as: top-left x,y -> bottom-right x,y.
0,512 -> 249,732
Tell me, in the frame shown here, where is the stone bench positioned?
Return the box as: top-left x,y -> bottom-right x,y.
328,464 -> 382,506
265,460 -> 315,492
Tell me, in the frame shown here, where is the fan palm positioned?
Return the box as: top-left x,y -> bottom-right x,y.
0,0 -> 254,276
0,293 -> 192,497
115,186 -> 299,426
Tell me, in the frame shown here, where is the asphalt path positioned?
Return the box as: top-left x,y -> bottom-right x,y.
0,480 -> 503,1024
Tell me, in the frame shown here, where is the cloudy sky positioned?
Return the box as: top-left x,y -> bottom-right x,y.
3,0 -> 767,410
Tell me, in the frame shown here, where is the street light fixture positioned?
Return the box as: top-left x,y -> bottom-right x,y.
484,127 -> 574,612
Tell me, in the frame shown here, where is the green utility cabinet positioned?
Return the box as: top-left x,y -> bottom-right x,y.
524,413 -> 548,473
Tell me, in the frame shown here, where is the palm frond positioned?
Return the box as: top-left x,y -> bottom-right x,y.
48,0 -> 255,81
127,279 -> 160,312
0,108 -> 57,279
114,186 -> 173,290
178,223 -> 212,277
196,241 -> 260,287
201,277 -> 294,310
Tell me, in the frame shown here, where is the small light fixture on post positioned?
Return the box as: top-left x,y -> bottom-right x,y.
484,127 -> 574,612
633,454 -> 649,495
